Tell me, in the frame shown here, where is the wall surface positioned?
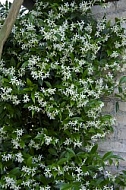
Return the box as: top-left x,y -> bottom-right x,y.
92,0 -> 126,172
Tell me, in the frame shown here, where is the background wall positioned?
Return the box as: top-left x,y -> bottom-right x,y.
92,0 -> 126,172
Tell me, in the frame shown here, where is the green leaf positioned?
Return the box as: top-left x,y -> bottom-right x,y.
21,61 -> 29,68
119,76 -> 126,84
82,165 -> 88,173
95,177 -> 104,185
103,152 -> 113,161
102,151 -> 123,162
48,148 -> 57,156
10,167 -> 20,175
0,162 -> 3,172
27,156 -> 33,166
90,144 -> 98,154
52,170 -> 58,179
31,92 -> 35,104
57,158 -> 68,165
23,87 -> 34,92
107,50 -> 112,56
77,152 -> 88,159
26,78 -> 33,86
59,182 -> 81,190
55,33 -> 61,40
23,103 -> 31,108
71,117 -> 83,122
118,86 -> 122,93
65,173 -> 73,181
59,183 -> 72,190
70,53 -> 74,61
38,79 -> 43,86
66,148 -> 75,157
20,140 -> 25,148
2,78 -> 9,83
10,57 -> 16,67
22,134 -> 31,140
35,133 -> 44,140
44,81 -> 52,88
32,110 -> 35,117
65,148 -> 75,160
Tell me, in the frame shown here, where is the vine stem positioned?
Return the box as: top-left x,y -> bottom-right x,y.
0,0 -> 24,59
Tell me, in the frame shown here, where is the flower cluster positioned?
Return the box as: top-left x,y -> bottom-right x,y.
0,0 -> 126,189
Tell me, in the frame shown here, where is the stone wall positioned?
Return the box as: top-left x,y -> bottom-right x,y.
92,0 -> 126,171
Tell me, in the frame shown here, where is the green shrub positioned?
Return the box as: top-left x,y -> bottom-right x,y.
0,0 -> 126,189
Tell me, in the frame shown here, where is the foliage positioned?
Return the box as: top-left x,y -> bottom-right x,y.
0,0 -> 126,189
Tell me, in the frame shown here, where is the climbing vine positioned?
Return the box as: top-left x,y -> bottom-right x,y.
0,0 -> 126,189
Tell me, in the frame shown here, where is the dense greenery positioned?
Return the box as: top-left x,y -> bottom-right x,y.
0,0 -> 126,189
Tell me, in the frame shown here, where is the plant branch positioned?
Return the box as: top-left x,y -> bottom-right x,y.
0,0 -> 24,59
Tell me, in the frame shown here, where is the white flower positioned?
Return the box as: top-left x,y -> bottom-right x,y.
28,139 -> 41,150
80,185 -> 87,190
79,1 -> 90,13
40,186 -> 51,190
97,19 -> 106,31
15,129 -> 24,138
22,179 -> 35,187
4,176 -> 20,189
44,135 -> 52,145
64,138 -> 72,145
107,72 -> 113,79
88,66 -> 93,75
110,51 -> 119,58
44,168 -> 52,178
10,76 -> 18,85
11,139 -> 20,149
23,94 -> 30,103
105,171 -> 112,177
85,24 -> 92,33
12,95 -> 21,105
21,166 -> 37,177
15,152 -> 24,163
28,105 -> 41,112
2,154 -> 13,161
75,167 -> 82,174
45,185 -> 51,190
74,140 -> 82,148
0,126 -> 6,136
